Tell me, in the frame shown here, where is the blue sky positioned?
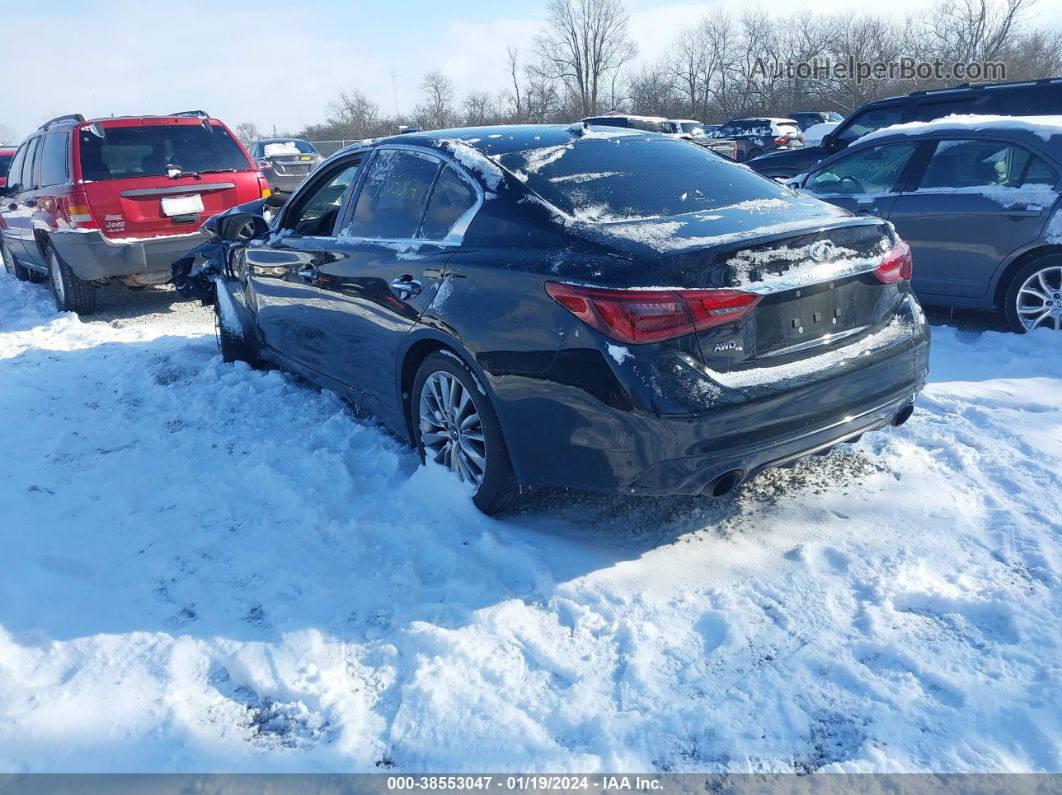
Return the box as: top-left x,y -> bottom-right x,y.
4,0 -> 1062,141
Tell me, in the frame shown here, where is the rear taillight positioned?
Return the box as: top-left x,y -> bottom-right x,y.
256,173 -> 272,198
874,239 -> 913,284
61,191 -> 98,229
773,136 -> 789,146
257,159 -> 270,171
545,282 -> 761,344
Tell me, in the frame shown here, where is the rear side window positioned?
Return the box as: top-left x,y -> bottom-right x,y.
1000,85 -> 1062,115
499,137 -> 792,221
21,137 -> 41,189
38,133 -> 70,187
835,106 -> 903,145
77,124 -> 251,181
347,150 -> 440,239
909,93 -> 994,123
917,139 -> 1058,189
421,166 -> 477,240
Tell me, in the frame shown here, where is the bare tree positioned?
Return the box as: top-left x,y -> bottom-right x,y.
462,91 -> 495,126
927,0 -> 1035,61
534,0 -> 637,117
416,70 -> 457,130
233,122 -> 262,146
507,46 -> 524,121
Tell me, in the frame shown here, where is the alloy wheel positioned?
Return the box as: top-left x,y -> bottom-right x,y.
49,251 -> 66,304
1016,265 -> 1062,331
418,371 -> 487,486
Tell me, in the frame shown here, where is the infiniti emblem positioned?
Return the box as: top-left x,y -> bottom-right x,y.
809,241 -> 837,262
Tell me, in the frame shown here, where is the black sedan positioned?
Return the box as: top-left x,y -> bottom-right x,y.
196,125 -> 930,514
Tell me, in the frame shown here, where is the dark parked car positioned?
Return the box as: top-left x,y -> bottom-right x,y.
0,111 -> 270,314
188,125 -> 929,514
789,111 -> 845,131
713,118 -> 804,160
0,148 -> 15,192
792,116 -> 1062,332
750,77 -> 1062,179
248,138 -> 323,193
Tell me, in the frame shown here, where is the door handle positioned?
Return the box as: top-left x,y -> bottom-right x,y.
1004,206 -> 1042,217
297,264 -> 320,282
390,276 -> 422,300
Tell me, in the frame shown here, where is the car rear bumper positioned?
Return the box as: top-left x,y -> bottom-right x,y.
261,169 -> 308,193
49,230 -> 207,280
500,302 -> 930,496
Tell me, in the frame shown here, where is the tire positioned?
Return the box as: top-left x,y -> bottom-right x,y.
1,237 -> 35,282
411,351 -> 519,515
214,293 -> 260,365
1004,257 -> 1062,333
46,244 -> 96,315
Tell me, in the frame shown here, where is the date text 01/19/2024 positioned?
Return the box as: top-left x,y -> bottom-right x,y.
386,775 -> 665,791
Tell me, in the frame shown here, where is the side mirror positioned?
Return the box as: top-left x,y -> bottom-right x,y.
216,212 -> 269,242
820,132 -> 834,149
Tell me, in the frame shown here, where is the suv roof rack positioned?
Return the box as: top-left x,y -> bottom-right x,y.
169,110 -> 210,118
905,76 -> 1062,97
39,113 -> 86,131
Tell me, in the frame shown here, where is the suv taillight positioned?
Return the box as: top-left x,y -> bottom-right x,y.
773,136 -> 789,146
61,191 -> 98,230
874,240 -> 913,284
257,159 -> 270,171
256,173 -> 272,198
545,282 -> 761,344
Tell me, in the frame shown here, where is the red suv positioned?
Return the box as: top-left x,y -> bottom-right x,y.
0,112 -> 270,314
0,148 -> 15,192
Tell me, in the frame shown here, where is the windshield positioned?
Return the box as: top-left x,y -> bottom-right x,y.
0,154 -> 12,179
498,137 -> 791,221
261,139 -> 318,156
77,124 -> 251,181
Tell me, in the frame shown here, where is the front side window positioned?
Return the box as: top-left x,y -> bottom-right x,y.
39,133 -> 70,187
283,161 -> 361,236
347,150 -> 441,240
420,166 -> 477,240
3,145 -> 26,188
834,107 -> 903,146
917,139 -> 1058,189
78,124 -> 251,181
499,136 -> 792,221
805,143 -> 918,196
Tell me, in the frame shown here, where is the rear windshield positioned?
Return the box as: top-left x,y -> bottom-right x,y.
498,136 -> 791,221
77,124 -> 251,181
586,117 -> 671,134
679,122 -> 704,134
0,154 -> 12,179
261,140 -> 317,156
721,120 -> 771,136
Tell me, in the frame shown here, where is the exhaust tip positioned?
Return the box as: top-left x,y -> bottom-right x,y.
707,469 -> 744,497
892,404 -> 915,427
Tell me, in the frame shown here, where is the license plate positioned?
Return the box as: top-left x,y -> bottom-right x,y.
161,194 -> 205,217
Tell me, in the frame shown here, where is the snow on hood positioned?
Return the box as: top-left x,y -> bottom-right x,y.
859,114 -> 1062,145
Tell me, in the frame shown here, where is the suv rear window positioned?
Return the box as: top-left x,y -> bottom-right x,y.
78,124 -> 251,181
0,153 -> 12,179
498,137 -> 791,221
721,120 -> 771,136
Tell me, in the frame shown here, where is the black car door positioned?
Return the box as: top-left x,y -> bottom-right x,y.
886,137 -> 1060,299
244,155 -> 365,376
300,147 -> 480,410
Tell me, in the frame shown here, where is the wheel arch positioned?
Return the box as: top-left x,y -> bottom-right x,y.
991,243 -> 1062,309
397,329 -> 528,485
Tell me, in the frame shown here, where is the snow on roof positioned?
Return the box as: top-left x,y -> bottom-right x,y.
859,114 -> 1062,145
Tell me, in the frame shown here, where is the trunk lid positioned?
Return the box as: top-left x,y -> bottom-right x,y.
573,201 -> 900,371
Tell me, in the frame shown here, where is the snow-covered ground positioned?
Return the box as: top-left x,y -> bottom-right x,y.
0,274 -> 1059,773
